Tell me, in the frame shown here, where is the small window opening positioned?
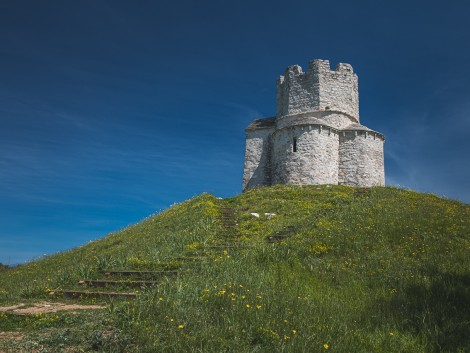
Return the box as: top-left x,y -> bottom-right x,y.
293,137 -> 297,152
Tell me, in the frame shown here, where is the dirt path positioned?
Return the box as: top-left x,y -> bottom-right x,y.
0,302 -> 105,315
0,332 -> 23,341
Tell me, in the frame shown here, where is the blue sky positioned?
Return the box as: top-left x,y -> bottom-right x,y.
1,0 -> 469,264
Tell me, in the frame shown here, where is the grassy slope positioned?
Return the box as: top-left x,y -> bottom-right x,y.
1,185 -> 469,353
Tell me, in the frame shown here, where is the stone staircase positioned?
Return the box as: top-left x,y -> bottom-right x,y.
265,225 -> 295,243
52,269 -> 179,299
218,206 -> 239,239
50,204 -> 292,300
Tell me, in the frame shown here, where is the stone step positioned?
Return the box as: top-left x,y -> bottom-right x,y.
204,245 -> 250,249
51,290 -> 137,299
354,188 -> 371,196
104,270 -> 178,277
204,243 -> 254,250
265,235 -> 293,243
174,255 -> 207,262
79,280 -> 158,288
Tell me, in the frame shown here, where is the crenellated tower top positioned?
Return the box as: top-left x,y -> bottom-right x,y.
276,59 -> 359,122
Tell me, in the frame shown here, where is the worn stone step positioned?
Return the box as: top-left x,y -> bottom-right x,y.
51,290 -> 137,299
204,245 -> 251,249
271,226 -> 295,236
104,270 -> 178,277
354,188 -> 371,196
79,280 -> 158,288
265,235 -> 293,243
174,255 -> 207,262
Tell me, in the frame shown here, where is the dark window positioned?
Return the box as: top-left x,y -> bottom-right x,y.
293,137 -> 297,152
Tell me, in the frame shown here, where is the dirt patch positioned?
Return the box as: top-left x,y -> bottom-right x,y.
0,304 -> 25,312
0,302 -> 105,315
0,331 -> 23,341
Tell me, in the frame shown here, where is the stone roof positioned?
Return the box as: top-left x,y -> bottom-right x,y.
343,122 -> 373,131
343,123 -> 384,137
245,117 -> 276,130
245,117 -> 384,140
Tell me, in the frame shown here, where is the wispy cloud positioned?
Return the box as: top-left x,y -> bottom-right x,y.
383,92 -> 470,203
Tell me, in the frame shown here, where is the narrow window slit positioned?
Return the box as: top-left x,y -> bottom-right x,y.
293,137 -> 297,152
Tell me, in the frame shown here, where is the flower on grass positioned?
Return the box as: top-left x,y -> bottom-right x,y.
323,343 -> 329,349
246,304 -> 251,308
178,324 -> 184,329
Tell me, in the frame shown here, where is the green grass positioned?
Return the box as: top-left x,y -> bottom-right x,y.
1,185 -> 469,352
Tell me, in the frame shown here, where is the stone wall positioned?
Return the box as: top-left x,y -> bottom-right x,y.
311,60 -> 359,120
243,127 -> 274,190
276,111 -> 356,130
338,131 -> 385,186
276,60 -> 359,120
272,125 -> 339,185
276,65 -> 319,117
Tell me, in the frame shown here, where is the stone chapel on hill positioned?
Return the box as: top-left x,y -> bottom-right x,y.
243,59 -> 385,191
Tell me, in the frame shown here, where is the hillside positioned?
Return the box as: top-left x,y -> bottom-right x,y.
1,185 -> 469,353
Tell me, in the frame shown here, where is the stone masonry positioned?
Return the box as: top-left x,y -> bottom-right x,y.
243,59 -> 385,190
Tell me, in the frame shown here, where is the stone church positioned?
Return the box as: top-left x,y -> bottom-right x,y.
243,59 -> 385,191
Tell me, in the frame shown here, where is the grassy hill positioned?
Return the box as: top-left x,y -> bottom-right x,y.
1,185 -> 469,352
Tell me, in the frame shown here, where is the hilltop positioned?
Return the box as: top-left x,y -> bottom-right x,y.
0,185 -> 469,353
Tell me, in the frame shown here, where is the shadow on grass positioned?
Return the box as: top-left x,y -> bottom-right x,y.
376,269 -> 470,352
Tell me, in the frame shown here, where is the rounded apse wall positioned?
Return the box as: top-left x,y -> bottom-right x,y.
272,125 -> 339,185
338,131 -> 384,186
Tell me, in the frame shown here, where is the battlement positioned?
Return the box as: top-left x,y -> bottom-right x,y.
276,59 -> 359,121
